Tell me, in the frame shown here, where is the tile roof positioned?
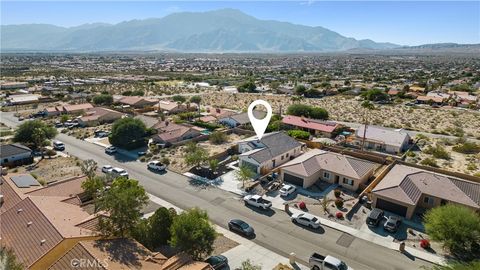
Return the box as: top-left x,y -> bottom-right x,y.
0,143 -> 32,158
79,107 -> 123,122
373,164 -> 480,208
241,132 -> 303,164
49,242 -> 102,270
282,115 -> 339,133
355,125 -> 410,147
26,176 -> 87,198
0,176 -> 23,214
280,149 -> 379,179
120,96 -> 158,106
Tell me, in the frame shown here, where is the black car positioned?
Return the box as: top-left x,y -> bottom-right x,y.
228,219 -> 254,237
384,216 -> 402,233
205,255 -> 228,270
366,208 -> 384,227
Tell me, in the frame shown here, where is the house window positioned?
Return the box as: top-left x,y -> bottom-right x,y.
323,172 -> 330,179
424,196 -> 434,205
342,178 -> 354,186
281,155 -> 284,160
286,153 -> 289,158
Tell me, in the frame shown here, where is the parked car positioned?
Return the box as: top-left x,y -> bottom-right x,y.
279,184 -> 296,197
55,121 -> 63,128
147,160 -> 167,171
95,130 -> 109,138
205,255 -> 228,270
18,116 -> 25,121
111,167 -> 129,178
291,212 -> 321,229
102,165 -> 113,173
105,146 -> 117,154
53,141 -> 65,151
366,208 -> 384,227
228,219 -> 254,237
243,195 -> 272,210
384,215 -> 402,233
309,253 -> 350,270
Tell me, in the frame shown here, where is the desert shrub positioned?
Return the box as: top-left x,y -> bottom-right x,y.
287,129 -> 310,140
209,131 -> 227,144
420,158 -> 438,167
334,199 -> 344,208
334,189 -> 341,198
424,145 -> 450,160
453,142 -> 480,154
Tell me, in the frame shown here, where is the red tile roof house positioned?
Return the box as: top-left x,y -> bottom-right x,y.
118,96 -> 159,108
0,174 -> 211,270
281,115 -> 341,138
77,107 -> 125,127
279,149 -> 380,191
150,121 -> 202,144
154,101 -> 192,115
371,164 -> 480,219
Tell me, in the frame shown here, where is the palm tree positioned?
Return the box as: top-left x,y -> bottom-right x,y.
235,165 -> 255,188
360,100 -> 375,150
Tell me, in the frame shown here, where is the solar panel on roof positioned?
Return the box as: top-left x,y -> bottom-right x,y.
10,175 -> 40,188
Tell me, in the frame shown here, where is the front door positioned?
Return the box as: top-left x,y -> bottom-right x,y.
334,175 -> 340,184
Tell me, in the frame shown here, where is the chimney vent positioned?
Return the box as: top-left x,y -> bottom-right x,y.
27,221 -> 33,227
17,208 -> 23,213
40,239 -> 46,245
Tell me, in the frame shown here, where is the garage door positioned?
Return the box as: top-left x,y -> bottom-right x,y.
283,173 -> 304,186
376,198 -> 408,217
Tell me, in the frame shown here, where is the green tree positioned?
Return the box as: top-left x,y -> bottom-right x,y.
109,118 -> 147,149
363,89 -> 389,101
0,247 -> 24,270
360,101 -> 375,150
286,104 -> 328,120
13,120 -> 57,150
133,207 -> 176,250
97,177 -> 149,237
92,94 -> 113,105
309,107 -> 329,120
294,85 -> 307,95
209,131 -> 228,144
80,159 -> 98,180
60,114 -> 69,123
424,204 -> 480,260
169,208 -> 216,260
235,165 -> 256,188
190,95 -> 202,105
184,143 -> 208,168
172,95 -> 186,103
81,176 -> 106,212
238,81 -> 257,93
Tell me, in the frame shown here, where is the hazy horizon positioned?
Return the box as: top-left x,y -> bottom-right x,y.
1,1 -> 479,46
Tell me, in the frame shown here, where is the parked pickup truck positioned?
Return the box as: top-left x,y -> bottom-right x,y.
243,195 -> 272,210
309,253 -> 351,270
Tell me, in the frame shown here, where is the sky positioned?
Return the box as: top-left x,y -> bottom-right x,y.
1,1 -> 479,46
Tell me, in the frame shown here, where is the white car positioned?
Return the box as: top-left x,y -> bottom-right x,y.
291,213 -> 321,229
147,160 -> 167,171
105,146 -> 117,154
102,165 -> 113,173
279,184 -> 296,197
111,167 -> 129,178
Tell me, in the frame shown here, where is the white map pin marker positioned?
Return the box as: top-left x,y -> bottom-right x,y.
248,99 -> 272,140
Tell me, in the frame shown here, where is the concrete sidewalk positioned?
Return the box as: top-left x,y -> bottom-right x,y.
144,192 -> 309,270
271,202 -> 445,266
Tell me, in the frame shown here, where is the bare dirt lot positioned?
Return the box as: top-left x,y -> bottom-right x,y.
202,93 -> 480,138
12,156 -> 83,185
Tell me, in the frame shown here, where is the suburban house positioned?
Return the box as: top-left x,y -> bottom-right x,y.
0,174 -> 211,270
77,107 -> 124,127
150,121 -> 203,144
62,103 -> 94,114
0,143 -> 33,166
199,107 -> 237,123
155,101 -> 192,114
281,115 -> 341,138
279,149 -> 379,191
353,125 -> 410,154
6,94 -> 40,105
118,96 -> 158,108
238,132 -> 304,174
371,164 -> 480,219
44,106 -> 63,117
219,110 -> 266,128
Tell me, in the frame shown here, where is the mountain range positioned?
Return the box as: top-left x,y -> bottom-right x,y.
0,9 -> 475,53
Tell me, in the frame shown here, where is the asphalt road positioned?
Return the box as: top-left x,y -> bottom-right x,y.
1,112 -> 433,270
